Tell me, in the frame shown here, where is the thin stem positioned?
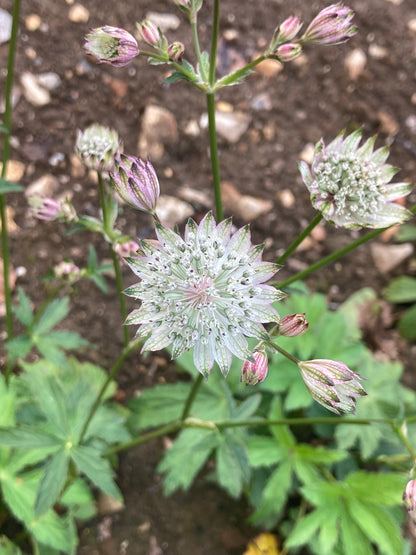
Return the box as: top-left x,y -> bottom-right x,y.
265,341 -> 300,365
1,0 -> 21,354
209,0 -> 220,87
394,424 -> 416,461
111,247 -> 129,347
206,93 -> 223,220
277,203 -> 416,290
97,172 -> 128,345
215,55 -> 266,90
79,339 -> 140,443
103,414 -> 398,456
277,213 -> 323,265
104,420 -> 183,457
181,373 -> 204,420
190,14 -> 207,81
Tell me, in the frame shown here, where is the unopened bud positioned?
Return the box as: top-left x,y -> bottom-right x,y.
115,240 -> 141,259
277,16 -> 303,43
84,26 -> 139,67
241,350 -> 268,386
279,313 -> 309,337
54,261 -> 82,282
302,3 -> 357,45
274,43 -> 302,62
110,154 -> 160,214
137,20 -> 163,47
29,196 -> 61,221
167,41 -> 185,61
404,480 -> 416,524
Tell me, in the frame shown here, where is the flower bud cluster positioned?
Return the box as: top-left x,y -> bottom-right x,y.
137,19 -> 185,62
29,195 -> 77,223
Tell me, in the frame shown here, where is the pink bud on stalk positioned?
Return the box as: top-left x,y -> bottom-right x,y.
279,313 -> 309,337
404,480 -> 416,524
54,261 -> 82,282
278,16 -> 303,42
137,20 -> 164,47
298,359 -> 366,414
29,196 -> 61,221
110,154 -> 160,215
84,26 -> 139,67
274,43 -> 302,62
114,240 -> 141,259
167,42 -> 185,61
241,350 -> 268,386
302,3 -> 357,45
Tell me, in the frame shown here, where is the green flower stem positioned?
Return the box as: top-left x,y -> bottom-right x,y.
97,172 -> 129,346
103,414 -> 401,457
214,55 -> 266,90
79,338 -> 141,444
265,340 -> 300,365
103,420 -> 183,457
277,213 -> 323,265
394,423 -> 416,461
1,0 -> 21,354
206,93 -> 223,220
209,0 -> 220,87
190,13 -> 207,82
111,246 -> 129,347
181,373 -> 204,420
277,203 -> 416,290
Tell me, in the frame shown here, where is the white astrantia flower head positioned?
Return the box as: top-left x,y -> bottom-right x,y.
299,129 -> 413,229
124,212 -> 285,377
76,124 -> 121,172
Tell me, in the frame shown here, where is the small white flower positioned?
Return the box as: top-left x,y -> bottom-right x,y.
299,129 -> 413,229
76,124 -> 120,172
125,212 -> 285,377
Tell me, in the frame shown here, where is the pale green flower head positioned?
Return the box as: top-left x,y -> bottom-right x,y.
124,212 -> 285,378
76,124 -> 121,172
299,129 -> 413,229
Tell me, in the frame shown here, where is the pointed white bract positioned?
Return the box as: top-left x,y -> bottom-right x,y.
299,129 -> 413,229
298,358 -> 367,414
124,212 -> 285,377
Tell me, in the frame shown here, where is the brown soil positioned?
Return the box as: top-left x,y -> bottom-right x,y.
1,0 -> 416,553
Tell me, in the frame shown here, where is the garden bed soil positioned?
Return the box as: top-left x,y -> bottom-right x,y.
1,0 -> 416,553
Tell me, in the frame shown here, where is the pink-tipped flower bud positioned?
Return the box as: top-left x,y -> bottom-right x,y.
277,16 -> 303,42
404,480 -> 416,524
137,20 -> 163,47
167,41 -> 185,61
84,26 -> 139,67
54,261 -> 82,282
298,359 -> 366,414
110,154 -> 160,214
76,124 -> 121,173
302,3 -> 357,45
114,239 -> 141,259
241,350 -> 268,386
279,313 -> 309,337
29,196 -> 61,221
274,43 -> 302,62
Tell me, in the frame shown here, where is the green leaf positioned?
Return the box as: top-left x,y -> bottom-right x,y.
35,297 -> 70,334
232,393 -> 261,420
0,178 -> 24,194
60,478 -> 97,520
249,461 -> 292,526
0,375 -> 15,427
216,435 -> 249,498
164,71 -> 190,84
285,507 -> 326,548
128,383 -> 191,431
43,329 -> 88,350
397,224 -> 416,242
347,498 -> 403,555
0,536 -> 22,554
89,273 -> 108,293
6,335 -> 33,361
398,305 -> 416,340
35,450 -> 69,517
158,429 -> 218,495
0,427 -> 62,449
247,436 -> 287,467
339,505 -> 373,555
345,471 -> 407,506
383,276 -> 416,303
12,288 -> 34,326
71,445 -> 122,500
0,124 -> 10,133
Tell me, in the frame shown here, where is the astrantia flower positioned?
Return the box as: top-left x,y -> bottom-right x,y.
124,212 -> 285,377
299,129 -> 413,229
76,124 -> 120,172
84,26 -> 139,67
110,154 -> 160,214
298,359 -> 367,414
302,3 -> 357,45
